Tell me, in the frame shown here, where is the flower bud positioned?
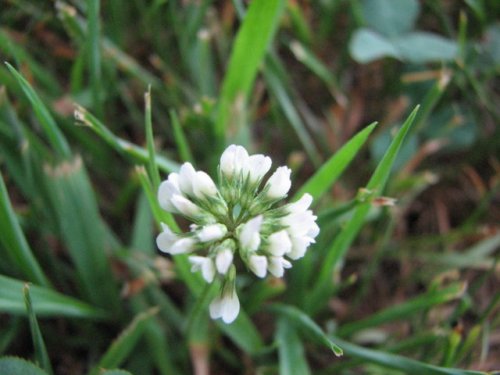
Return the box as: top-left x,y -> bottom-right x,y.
178,162 -> 197,196
268,256 -> 292,277
209,278 -> 240,323
220,144 -> 249,177
169,237 -> 196,255
216,248 -> 233,275
156,223 -> 178,253
248,154 -> 272,183
265,166 -> 292,199
158,174 -> 181,212
287,193 -> 313,213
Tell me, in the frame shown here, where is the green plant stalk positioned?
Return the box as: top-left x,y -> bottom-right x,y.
23,284 -> 53,375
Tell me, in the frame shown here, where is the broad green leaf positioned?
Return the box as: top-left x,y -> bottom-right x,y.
393,32 -> 458,63
350,29 -> 400,63
294,122 -> 377,201
0,274 -> 107,319
308,107 -> 419,313
0,357 -> 49,375
361,0 -> 420,37
0,172 -> 50,287
88,308 -> 158,375
276,317 -> 311,375
215,0 -> 285,141
5,63 -> 70,158
23,285 -> 53,375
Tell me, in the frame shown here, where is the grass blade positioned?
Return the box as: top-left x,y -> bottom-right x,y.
269,304 -> 343,357
308,107 -> 420,313
75,106 -> 179,173
88,308 -> 158,375
5,63 -> 71,158
294,122 -> 377,201
276,317 -> 311,375
328,336 -> 486,375
169,109 -> 194,164
215,0 -> 285,142
0,274 -> 107,319
23,284 -> 53,375
0,172 -> 50,287
337,283 -> 466,337
87,0 -> 103,116
144,88 -> 160,190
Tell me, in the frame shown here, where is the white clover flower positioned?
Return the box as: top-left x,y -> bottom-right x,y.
156,145 -> 319,324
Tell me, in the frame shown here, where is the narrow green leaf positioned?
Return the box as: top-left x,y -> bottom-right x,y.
308,107 -> 419,312
337,283 -> 466,337
216,310 -> 264,355
75,105 -> 179,173
0,275 -> 107,319
23,285 -> 53,375
0,357 -> 49,375
328,336 -> 485,375
88,308 -> 158,375
5,63 -> 71,158
276,317 -> 311,375
43,157 -> 119,310
215,0 -> 285,141
87,0 -> 103,116
169,109 -> 194,164
0,172 -> 50,287
100,370 -> 133,375
294,122 -> 377,201
269,304 -> 343,356
144,88 -> 161,190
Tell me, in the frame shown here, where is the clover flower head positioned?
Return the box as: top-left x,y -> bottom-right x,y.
156,145 -> 319,323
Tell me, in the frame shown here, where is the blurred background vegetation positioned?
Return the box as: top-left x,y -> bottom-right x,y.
0,0 -> 499,374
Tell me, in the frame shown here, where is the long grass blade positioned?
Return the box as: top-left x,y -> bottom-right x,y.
0,172 -> 50,287
277,317 -> 311,375
0,275 -> 107,319
294,122 -> 377,201
23,284 -> 53,375
0,357 -> 49,375
308,107 -> 419,313
88,308 -> 158,375
215,0 -> 285,142
5,63 -> 71,158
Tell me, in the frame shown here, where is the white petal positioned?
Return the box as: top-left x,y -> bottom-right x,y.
287,193 -> 313,214
158,174 -> 180,212
282,210 -> 317,236
209,289 -> 240,324
267,230 -> 292,256
248,254 -> 267,278
268,256 -> 292,277
170,237 -> 196,254
188,256 -> 215,282
287,235 -> 314,260
178,162 -> 197,196
192,171 -> 218,198
197,224 -> 227,242
171,194 -> 202,217
156,224 -> 178,253
216,249 -> 233,275
238,215 -> 263,251
265,166 -> 292,199
248,154 -> 272,183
